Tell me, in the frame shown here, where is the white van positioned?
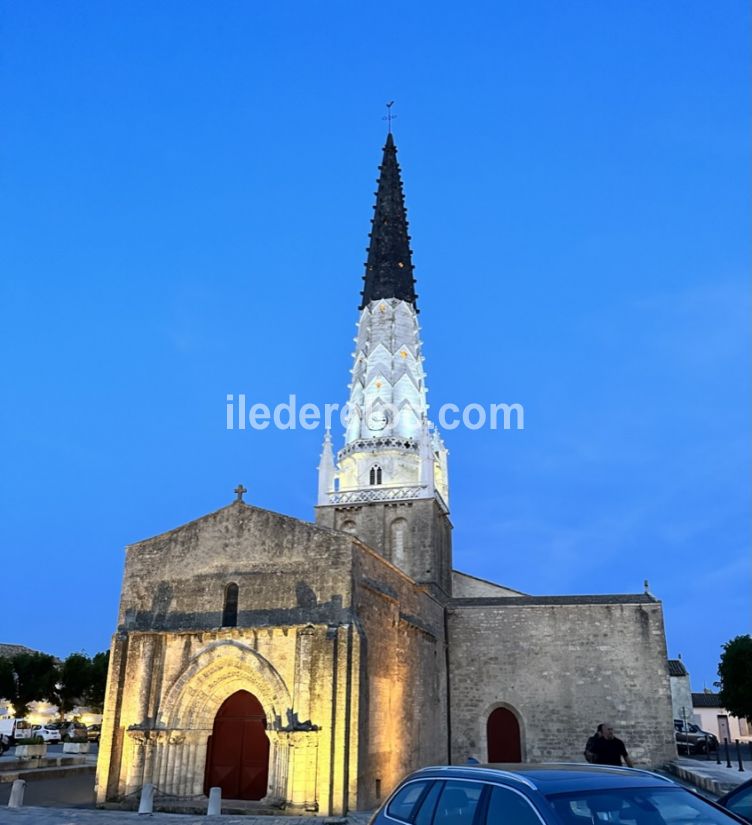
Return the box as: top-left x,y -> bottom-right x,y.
0,718 -> 34,746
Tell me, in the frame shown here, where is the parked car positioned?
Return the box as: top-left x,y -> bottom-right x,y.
674,719 -> 719,753
719,779 -> 752,823
60,722 -> 89,742
369,763 -> 746,825
33,725 -> 62,744
87,724 -> 102,743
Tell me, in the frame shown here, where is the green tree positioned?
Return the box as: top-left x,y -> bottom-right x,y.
0,657 -> 15,703
717,635 -> 752,721
10,652 -> 58,718
84,651 -> 110,712
56,653 -> 92,716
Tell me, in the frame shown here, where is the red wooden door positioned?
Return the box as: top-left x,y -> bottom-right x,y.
204,690 -> 269,800
487,707 -> 522,762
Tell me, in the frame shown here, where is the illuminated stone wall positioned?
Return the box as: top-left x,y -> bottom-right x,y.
447,598 -> 676,767
351,541 -> 448,810
96,500 -> 448,815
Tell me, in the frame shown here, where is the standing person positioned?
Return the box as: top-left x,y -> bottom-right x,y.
590,723 -> 634,767
584,723 -> 604,762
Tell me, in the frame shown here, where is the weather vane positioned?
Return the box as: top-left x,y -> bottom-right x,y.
383,101 -> 397,133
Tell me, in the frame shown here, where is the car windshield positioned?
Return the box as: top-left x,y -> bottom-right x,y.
547,787 -> 740,825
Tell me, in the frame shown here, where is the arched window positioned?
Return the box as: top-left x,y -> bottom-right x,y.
369,464 -> 383,486
222,582 -> 239,628
390,518 -> 408,567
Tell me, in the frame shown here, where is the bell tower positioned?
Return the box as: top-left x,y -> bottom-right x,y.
315,132 -> 452,597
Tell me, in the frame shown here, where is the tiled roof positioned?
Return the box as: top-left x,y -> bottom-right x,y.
692,692 -> 722,708
668,659 -> 688,676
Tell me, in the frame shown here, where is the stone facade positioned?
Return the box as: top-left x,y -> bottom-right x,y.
95,501 -> 448,814
447,597 -> 676,767
315,497 -> 453,598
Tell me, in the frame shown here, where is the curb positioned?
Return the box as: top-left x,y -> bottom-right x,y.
664,762 -> 742,796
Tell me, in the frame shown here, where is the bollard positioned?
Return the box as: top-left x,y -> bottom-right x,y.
8,779 -> 26,808
725,738 -> 732,768
705,736 -> 711,761
716,741 -> 722,765
736,740 -> 744,772
138,783 -> 155,814
207,786 -> 222,816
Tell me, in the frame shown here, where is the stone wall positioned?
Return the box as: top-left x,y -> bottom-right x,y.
117,501 -> 354,632
315,496 -> 453,597
97,502 -> 365,815
670,674 -> 698,725
452,571 -> 526,598
447,596 -> 677,768
351,541 -> 448,809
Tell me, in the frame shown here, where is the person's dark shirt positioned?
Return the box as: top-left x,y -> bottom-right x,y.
590,736 -> 628,766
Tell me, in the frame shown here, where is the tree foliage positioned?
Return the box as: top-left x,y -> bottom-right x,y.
57,653 -> 93,715
717,635 -> 752,721
84,650 -> 110,712
0,649 -> 110,718
9,652 -> 59,718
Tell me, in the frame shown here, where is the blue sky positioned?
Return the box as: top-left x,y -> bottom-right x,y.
1,1 -> 748,691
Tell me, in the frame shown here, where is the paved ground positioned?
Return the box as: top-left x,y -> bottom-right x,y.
0,773 -> 95,809
0,812 -> 372,824
1,752 -> 748,822
665,755 -> 751,796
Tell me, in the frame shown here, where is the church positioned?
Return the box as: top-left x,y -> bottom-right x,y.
95,132 -> 676,814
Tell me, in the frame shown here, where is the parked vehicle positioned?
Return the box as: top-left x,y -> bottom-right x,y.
0,718 -> 34,745
719,779 -> 752,823
87,724 -> 102,743
33,725 -> 62,744
369,764 -> 746,825
674,718 -> 719,753
61,721 -> 89,742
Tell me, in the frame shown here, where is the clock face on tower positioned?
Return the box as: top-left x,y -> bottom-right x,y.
367,409 -> 389,431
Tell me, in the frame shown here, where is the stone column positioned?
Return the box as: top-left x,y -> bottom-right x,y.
286,730 -> 320,813
293,625 -> 315,724
267,730 -> 289,805
124,730 -> 147,796
166,733 -> 185,795
190,729 -> 211,796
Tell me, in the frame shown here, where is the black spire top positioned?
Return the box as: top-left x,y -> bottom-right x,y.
360,133 -> 417,310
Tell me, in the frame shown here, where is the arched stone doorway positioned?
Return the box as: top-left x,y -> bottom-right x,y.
204,690 -> 270,800
487,706 -> 522,762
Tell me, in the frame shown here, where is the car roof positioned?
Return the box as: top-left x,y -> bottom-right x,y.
412,763 -> 676,794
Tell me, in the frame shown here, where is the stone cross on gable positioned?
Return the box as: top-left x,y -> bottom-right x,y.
234,484 -> 247,502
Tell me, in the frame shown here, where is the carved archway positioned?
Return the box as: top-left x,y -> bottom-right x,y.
159,640 -> 291,731
151,641 -> 293,799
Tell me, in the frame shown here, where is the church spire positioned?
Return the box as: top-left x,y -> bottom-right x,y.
360,133 -> 417,309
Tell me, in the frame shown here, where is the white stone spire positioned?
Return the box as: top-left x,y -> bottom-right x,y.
345,299 -> 426,444
321,296 -> 449,509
